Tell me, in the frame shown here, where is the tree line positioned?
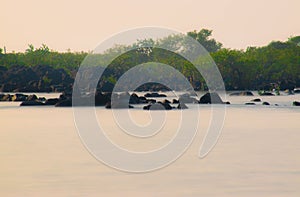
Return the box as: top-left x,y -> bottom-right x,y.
0,29 -> 299,92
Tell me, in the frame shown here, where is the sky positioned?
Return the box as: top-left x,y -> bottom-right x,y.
1,0 -> 300,52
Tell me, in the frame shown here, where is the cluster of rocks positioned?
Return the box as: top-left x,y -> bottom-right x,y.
3,91 -> 298,108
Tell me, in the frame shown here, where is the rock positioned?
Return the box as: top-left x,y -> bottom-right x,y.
294,89 -> 300,94
45,98 -> 59,105
245,102 -> 255,105
225,101 -> 231,104
259,92 -> 275,96
143,102 -> 172,110
27,94 -> 38,101
129,93 -> 140,104
55,99 -> 72,107
162,99 -> 171,104
229,91 -> 254,96
251,98 -> 261,102
1,94 -> 12,101
12,93 -> 28,101
293,101 -> 300,106
144,92 -> 167,98
199,92 -> 224,104
146,99 -> 156,104
177,103 -> 188,109
129,93 -> 148,104
20,100 -> 44,106
262,102 -> 270,105
39,97 -> 46,102
284,89 -> 294,95
95,92 -> 111,106
138,96 -> 147,103
172,99 -> 179,104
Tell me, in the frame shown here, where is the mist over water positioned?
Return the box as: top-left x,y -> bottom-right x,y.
0,92 -> 300,196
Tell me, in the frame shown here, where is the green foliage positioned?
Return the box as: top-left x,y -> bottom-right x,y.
187,29 -> 222,52
0,30 -> 299,91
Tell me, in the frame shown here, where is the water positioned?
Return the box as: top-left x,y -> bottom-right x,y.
0,93 -> 300,196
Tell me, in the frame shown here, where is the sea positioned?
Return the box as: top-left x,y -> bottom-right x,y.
0,91 -> 299,196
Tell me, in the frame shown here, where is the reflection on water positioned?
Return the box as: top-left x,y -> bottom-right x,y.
0,93 -> 300,196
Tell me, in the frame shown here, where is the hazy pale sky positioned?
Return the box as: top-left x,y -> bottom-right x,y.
1,0 -> 300,52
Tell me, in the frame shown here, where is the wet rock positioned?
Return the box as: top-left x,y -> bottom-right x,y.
55,99 -> 72,107
251,98 -> 261,102
293,101 -> 300,106
259,92 -> 275,96
45,98 -> 59,105
20,100 -> 44,106
143,102 -> 172,110
162,99 -> 171,104
199,92 -> 224,104
12,93 -> 28,101
172,99 -> 179,104
229,91 -> 254,96
144,92 -> 167,98
27,94 -> 38,101
95,92 -> 111,106
1,94 -> 12,101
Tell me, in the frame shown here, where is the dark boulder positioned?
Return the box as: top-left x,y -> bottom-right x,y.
146,99 -> 156,104
259,91 -> 275,96
20,100 -> 44,106
1,94 -> 12,101
172,99 -> 179,104
162,99 -> 171,104
143,102 -> 172,110
27,94 -> 38,101
251,98 -> 261,102
144,92 -> 167,98
262,102 -> 270,105
294,89 -> 300,94
45,98 -> 59,105
229,91 -> 254,96
199,92 -> 224,104
55,99 -> 72,107
12,93 -> 28,101
245,102 -> 255,105
293,101 -> 300,106
129,93 -> 140,104
95,92 -> 111,106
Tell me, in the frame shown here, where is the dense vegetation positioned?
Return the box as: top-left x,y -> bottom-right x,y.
0,29 -> 299,92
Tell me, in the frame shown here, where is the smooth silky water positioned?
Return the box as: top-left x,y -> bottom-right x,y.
0,92 -> 300,196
